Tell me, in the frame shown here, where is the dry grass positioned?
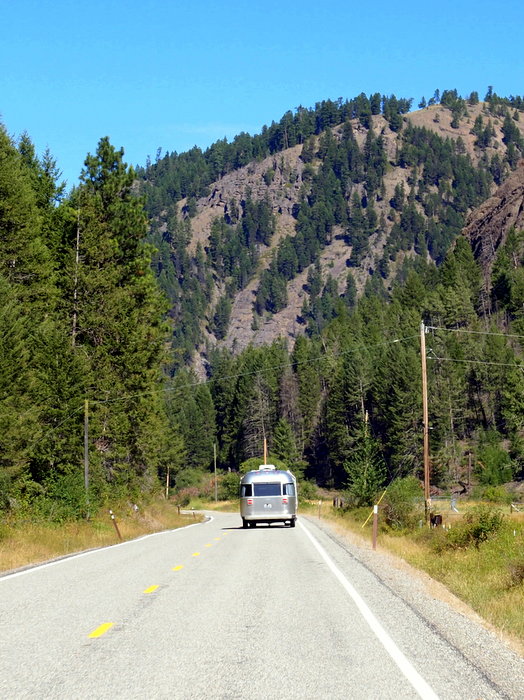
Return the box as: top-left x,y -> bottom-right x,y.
200,499 -> 237,513
0,500 -> 202,574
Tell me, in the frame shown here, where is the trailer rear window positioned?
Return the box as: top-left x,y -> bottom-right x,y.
283,482 -> 296,496
253,483 -> 281,497
240,484 -> 252,497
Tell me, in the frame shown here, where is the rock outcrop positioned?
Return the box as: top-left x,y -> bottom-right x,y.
463,161 -> 524,286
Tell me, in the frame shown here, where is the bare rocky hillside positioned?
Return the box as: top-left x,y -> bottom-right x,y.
180,103 -> 524,362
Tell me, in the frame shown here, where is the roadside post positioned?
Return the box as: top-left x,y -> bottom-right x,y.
109,510 -> 122,540
362,489 -> 387,549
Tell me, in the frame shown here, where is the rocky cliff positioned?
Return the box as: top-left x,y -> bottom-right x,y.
463,161 -> 524,287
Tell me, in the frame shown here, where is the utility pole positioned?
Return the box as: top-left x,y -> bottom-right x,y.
420,321 -> 431,523
84,399 -> 90,516
214,443 -> 218,502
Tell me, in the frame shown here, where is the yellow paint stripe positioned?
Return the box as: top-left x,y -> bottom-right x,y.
143,585 -> 159,594
205,543 -> 212,547
172,565 -> 184,571
88,623 -> 114,638
214,537 -> 220,541
192,552 -> 200,557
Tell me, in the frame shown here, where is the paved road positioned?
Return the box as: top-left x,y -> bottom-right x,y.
1,511 -> 523,699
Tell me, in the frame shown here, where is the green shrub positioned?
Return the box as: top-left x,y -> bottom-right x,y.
218,472 -> 240,500
298,480 -> 319,500
0,470 -> 14,511
174,468 -> 207,489
476,433 -> 514,485
477,485 -> 512,504
381,476 -> 423,531
444,505 -> 504,550
38,472 -> 90,522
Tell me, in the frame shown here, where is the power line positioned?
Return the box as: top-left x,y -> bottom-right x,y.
93,333 -> 421,406
428,355 -> 524,369
24,404 -> 85,452
426,325 -> 524,340
10,333 -> 421,456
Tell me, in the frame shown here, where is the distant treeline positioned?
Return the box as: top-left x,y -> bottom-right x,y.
137,92 -> 413,212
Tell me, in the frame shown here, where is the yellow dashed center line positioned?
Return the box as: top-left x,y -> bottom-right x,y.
205,543 -> 212,547
214,537 -> 220,541
143,585 -> 159,594
172,565 -> 184,571
88,623 -> 114,638
192,552 -> 200,557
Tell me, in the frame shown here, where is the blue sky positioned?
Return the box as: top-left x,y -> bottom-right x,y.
1,0 -> 523,189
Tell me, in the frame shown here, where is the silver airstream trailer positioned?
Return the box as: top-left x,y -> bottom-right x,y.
239,465 -> 297,528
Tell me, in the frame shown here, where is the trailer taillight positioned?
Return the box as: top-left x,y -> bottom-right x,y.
247,498 -> 253,505
282,497 -> 288,504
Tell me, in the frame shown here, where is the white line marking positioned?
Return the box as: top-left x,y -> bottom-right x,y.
0,517 -> 213,581
299,520 -> 439,700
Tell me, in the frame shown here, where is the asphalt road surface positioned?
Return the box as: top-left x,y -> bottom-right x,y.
1,511 -> 523,699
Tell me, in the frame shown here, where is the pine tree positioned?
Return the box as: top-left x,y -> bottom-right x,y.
68,137 -> 171,491
291,336 -> 322,446
343,420 -> 386,506
212,296 -> 232,340
0,125 -> 55,310
272,418 -> 299,466
167,371 -> 216,470
0,276 -> 40,502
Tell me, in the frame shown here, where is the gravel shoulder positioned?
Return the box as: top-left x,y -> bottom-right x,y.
304,514 -> 524,699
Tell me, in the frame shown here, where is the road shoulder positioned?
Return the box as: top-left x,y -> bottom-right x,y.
302,513 -> 524,698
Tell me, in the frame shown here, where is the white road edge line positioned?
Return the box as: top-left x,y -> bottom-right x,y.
0,517 -> 213,581
299,520 -> 440,700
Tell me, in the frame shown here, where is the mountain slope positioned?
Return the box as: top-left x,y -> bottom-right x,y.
140,94 -> 524,368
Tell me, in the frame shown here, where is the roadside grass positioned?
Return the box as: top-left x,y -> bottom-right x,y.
416,524 -> 524,641
200,499 -> 237,512
0,499 -> 202,574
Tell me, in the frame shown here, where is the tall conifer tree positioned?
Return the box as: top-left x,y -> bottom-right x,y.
69,137 -> 171,491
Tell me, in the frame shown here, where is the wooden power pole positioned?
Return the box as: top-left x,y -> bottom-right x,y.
214,443 -> 218,502
420,321 -> 431,523
84,399 -> 90,518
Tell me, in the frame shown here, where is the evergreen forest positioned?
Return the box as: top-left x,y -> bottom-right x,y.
2,87 -> 524,521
